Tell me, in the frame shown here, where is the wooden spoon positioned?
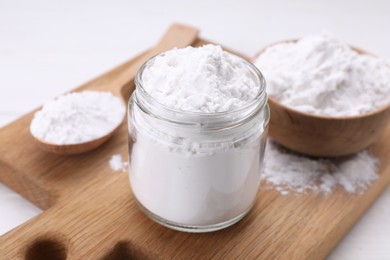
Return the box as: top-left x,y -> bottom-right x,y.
31,23 -> 199,155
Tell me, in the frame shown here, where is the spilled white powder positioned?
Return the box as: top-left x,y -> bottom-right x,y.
262,141 -> 379,195
30,91 -> 125,145
109,154 -> 128,172
255,34 -> 390,116
142,44 -> 258,113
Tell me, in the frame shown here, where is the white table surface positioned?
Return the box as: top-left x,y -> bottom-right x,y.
1,0 -> 389,258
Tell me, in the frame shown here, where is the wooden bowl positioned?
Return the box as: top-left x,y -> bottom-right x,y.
268,97 -> 390,157
254,40 -> 390,157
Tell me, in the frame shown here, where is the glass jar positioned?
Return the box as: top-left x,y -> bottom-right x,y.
128,53 -> 269,232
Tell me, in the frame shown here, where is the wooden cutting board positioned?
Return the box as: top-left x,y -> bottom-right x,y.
1,36 -> 390,260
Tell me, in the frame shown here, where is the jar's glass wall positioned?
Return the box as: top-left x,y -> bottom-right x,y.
128,98 -> 269,232
127,52 -> 269,232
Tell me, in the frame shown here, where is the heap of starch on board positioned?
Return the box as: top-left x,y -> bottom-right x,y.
262,141 -> 378,195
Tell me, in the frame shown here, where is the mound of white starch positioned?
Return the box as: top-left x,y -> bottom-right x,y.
255,34 -> 390,116
142,44 -> 259,113
30,91 -> 125,145
262,141 -> 379,195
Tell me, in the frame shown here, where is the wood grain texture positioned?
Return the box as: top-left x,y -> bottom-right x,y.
1,38 -> 390,259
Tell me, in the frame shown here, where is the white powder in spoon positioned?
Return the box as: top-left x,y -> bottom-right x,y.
262,140 -> 379,195
30,90 -> 125,145
254,34 -> 390,116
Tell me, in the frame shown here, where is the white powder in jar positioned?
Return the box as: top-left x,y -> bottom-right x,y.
142,44 -> 258,113
129,44 -> 268,229
30,90 -> 125,145
130,131 -> 265,226
254,34 -> 390,116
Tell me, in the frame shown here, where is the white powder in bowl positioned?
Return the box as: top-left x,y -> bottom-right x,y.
262,140 -> 378,195
254,34 -> 390,116
142,44 -> 259,113
30,91 -> 125,145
